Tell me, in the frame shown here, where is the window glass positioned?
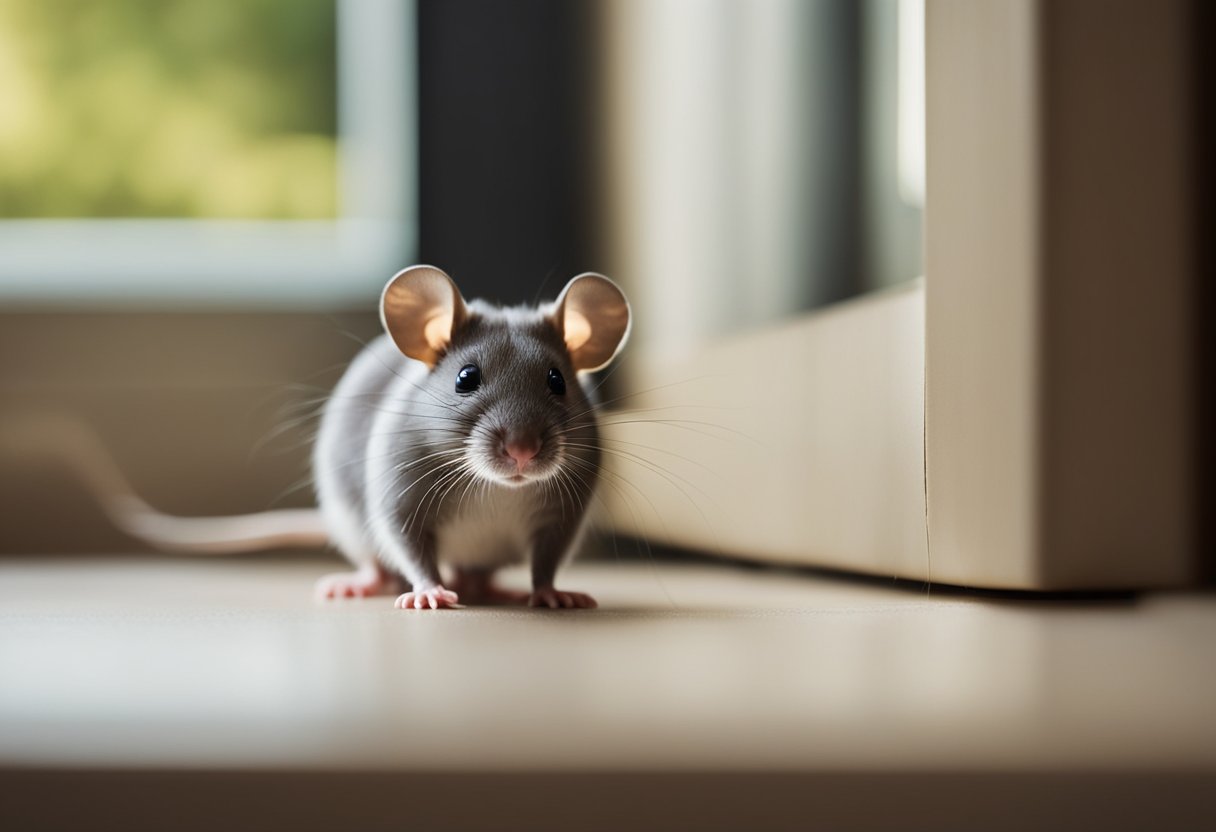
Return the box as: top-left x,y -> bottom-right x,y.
602,0 -> 924,352
0,0 -> 337,220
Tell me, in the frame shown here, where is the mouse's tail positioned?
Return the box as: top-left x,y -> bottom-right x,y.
1,414 -> 330,554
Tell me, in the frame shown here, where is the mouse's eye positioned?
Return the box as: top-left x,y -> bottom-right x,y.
547,367 -> 566,395
455,364 -> 481,393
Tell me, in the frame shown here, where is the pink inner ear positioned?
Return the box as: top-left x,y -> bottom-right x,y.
564,309 -> 593,352
424,313 -> 453,352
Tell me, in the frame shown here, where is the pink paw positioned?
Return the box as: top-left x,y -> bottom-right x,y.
316,567 -> 399,600
482,586 -> 533,606
394,586 -> 461,610
450,570 -> 532,606
528,588 -> 598,610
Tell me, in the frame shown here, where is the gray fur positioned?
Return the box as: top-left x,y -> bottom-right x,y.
312,305 -> 602,593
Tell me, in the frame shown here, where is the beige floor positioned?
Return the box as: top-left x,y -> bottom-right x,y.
1,555 -> 1214,830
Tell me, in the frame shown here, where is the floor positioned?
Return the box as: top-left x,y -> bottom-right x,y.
1,555 -> 1214,831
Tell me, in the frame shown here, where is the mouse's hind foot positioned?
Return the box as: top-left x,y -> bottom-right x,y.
316,563 -> 402,600
450,569 -> 531,606
527,587 -> 597,610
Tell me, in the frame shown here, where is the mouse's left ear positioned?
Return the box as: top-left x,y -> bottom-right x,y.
552,274 -> 632,372
380,265 -> 469,366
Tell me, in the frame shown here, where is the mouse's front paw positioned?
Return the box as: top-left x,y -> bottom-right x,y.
527,587 -> 597,610
394,586 -> 461,610
315,565 -> 401,600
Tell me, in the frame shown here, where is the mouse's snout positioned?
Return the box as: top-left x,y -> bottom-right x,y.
475,424 -> 556,486
504,434 -> 541,469
498,430 -> 544,478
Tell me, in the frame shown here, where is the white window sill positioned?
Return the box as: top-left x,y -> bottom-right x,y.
1,555 -> 1213,829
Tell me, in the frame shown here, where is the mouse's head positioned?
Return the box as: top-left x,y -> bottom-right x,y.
380,265 -> 631,488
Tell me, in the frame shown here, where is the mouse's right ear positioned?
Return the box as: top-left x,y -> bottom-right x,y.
552,273 -> 632,372
380,265 -> 469,367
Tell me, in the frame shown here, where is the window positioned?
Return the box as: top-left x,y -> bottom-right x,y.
598,0 -> 1198,590
0,0 -> 414,305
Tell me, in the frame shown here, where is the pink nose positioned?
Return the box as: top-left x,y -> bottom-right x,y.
505,437 -> 541,468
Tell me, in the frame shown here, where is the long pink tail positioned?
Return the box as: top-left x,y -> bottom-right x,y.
1,414 -> 329,554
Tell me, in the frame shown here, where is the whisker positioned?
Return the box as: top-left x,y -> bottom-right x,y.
565,443 -> 730,566
570,416 -> 760,446
562,442 -> 719,510
570,372 -> 729,422
595,436 -> 717,474
562,455 -> 679,604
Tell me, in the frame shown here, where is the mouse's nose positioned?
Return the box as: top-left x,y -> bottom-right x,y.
504,436 -> 541,469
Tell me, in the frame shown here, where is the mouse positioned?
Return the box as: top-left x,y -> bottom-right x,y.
312,264 -> 631,609
15,265 -> 631,611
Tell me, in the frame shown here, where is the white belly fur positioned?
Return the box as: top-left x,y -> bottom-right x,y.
435,485 -> 539,571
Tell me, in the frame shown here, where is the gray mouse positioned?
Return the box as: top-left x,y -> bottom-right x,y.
14,265 -> 631,610
311,265 -> 631,609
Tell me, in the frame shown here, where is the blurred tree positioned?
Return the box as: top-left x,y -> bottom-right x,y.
0,0 -> 337,219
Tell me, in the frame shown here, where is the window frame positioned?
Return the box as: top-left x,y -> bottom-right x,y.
598,0 -> 1197,590
0,0 -> 416,307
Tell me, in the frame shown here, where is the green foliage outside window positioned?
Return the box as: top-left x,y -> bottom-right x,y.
0,0 -> 337,219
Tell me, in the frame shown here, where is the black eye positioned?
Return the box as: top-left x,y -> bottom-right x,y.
547,367 -> 566,395
455,364 -> 481,393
